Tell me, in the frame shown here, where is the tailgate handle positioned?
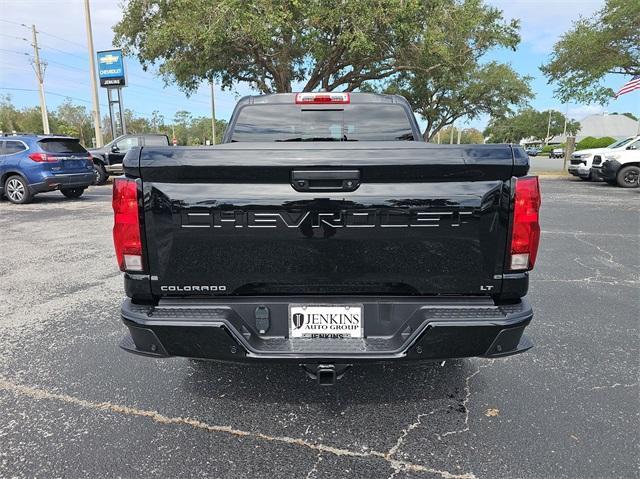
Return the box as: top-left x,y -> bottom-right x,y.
291,170 -> 360,192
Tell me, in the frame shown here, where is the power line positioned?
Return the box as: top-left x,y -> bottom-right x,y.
37,29 -> 86,49
40,44 -> 88,61
0,17 -> 87,49
0,48 -> 31,56
0,86 -> 156,117
42,58 -> 86,72
0,18 -> 28,28
0,32 -> 29,41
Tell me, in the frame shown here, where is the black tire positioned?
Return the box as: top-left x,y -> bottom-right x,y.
61,187 -> 86,199
616,165 -> 640,188
4,175 -> 32,204
93,162 -> 109,185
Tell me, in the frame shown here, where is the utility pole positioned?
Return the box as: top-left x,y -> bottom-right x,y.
449,124 -> 454,144
457,127 -> 462,144
545,110 -> 552,145
83,0 -> 103,147
30,25 -> 50,134
210,82 -> 216,144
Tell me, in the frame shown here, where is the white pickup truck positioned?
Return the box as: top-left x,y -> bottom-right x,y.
568,136 -> 640,181
595,148 -> 640,188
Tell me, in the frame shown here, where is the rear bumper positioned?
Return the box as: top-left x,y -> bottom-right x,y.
120,296 -> 534,362
30,172 -> 94,193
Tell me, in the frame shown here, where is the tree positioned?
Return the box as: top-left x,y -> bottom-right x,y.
56,99 -> 92,144
115,0 -> 531,140
433,126 -> 484,144
484,109 -> 580,143
541,0 -> 640,104
0,95 -> 22,132
612,112 -> 639,121
369,0 -> 532,140
115,0 -> 519,93
383,62 -> 532,141
189,116 -> 227,145
124,109 -> 153,134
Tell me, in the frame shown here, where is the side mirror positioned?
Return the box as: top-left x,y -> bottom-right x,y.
111,145 -> 119,152
626,145 -> 637,150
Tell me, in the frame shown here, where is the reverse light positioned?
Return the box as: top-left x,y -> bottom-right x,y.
112,178 -> 143,272
28,152 -> 59,162
295,92 -> 350,104
510,176 -> 541,271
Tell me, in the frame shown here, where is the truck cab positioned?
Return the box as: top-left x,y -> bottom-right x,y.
569,136 -> 640,181
89,133 -> 169,184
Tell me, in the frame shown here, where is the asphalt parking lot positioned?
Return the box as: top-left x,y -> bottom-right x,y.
0,179 -> 638,479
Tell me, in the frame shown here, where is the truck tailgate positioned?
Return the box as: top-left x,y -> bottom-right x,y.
132,142 -> 521,297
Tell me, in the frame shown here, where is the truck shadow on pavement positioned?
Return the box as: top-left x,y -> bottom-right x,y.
181,358 -> 476,406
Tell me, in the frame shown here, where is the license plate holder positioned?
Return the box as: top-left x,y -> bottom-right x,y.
289,304 -> 363,339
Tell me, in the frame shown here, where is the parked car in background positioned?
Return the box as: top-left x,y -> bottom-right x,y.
569,135 -> 640,181
89,133 -> 170,185
549,147 -> 564,159
0,134 -> 94,204
525,147 -> 541,156
595,148 -> 640,188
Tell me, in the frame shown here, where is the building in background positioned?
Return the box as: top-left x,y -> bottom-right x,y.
550,113 -> 639,144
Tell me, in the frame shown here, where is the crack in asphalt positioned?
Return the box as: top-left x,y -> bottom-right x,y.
438,367 -> 481,440
387,410 -> 437,458
0,376 -> 476,479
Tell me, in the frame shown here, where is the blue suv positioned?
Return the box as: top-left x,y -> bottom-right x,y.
0,134 -> 95,204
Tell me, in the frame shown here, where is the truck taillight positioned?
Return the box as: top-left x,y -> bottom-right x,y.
295,92 -> 350,104
28,153 -> 58,162
112,178 -> 143,272
510,176 -> 541,271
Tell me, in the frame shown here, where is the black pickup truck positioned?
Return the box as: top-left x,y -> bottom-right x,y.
113,92 -> 541,385
90,133 -> 170,185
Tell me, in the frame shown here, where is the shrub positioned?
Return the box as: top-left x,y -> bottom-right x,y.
541,145 -> 555,154
576,136 -> 616,150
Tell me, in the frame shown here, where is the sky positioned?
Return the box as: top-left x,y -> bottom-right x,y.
0,0 -> 638,133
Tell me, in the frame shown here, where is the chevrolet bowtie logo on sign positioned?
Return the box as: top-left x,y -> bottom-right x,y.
97,49 -> 126,88
99,54 -> 119,65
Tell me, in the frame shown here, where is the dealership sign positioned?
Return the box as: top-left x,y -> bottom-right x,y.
97,49 -> 126,87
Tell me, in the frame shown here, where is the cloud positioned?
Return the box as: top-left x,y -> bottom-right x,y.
487,0 -> 604,54
567,105 -> 605,120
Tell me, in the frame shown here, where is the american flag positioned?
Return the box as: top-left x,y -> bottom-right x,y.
614,75 -> 640,98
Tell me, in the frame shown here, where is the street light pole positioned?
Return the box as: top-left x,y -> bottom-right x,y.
210,82 -> 216,144
83,0 -> 103,147
30,25 -> 50,134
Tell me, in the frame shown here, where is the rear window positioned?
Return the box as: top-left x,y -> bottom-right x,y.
144,136 -> 169,146
38,139 -> 86,154
231,104 -> 416,142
